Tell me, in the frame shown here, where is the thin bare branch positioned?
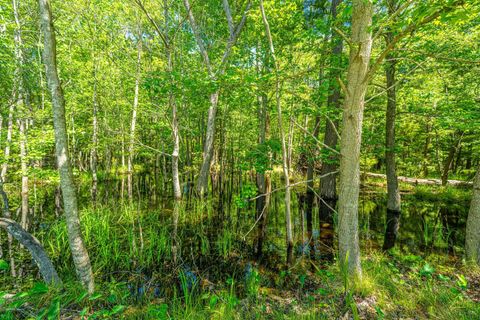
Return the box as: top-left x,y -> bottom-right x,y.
134,0 -> 169,49
367,0 -> 465,81
333,26 -> 352,48
291,118 -> 341,155
372,0 -> 414,42
183,0 -> 212,74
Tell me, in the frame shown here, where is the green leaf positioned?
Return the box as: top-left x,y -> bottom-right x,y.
88,292 -> 102,301
110,305 -> 125,315
419,263 -> 435,277
0,259 -> 9,271
47,299 -> 60,320
456,274 -> 468,290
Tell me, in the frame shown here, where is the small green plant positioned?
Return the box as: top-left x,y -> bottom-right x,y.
455,274 -> 468,290
245,267 -> 261,299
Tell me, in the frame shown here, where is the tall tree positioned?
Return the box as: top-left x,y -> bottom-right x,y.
383,0 -> 401,251
183,0 -> 251,196
12,0 -> 29,231
337,0 -> 373,278
38,0 -> 94,293
127,35 -> 142,201
260,0 -> 293,265
319,0 -> 343,260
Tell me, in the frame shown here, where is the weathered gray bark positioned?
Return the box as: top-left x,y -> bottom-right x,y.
38,0 -> 94,293
365,172 -> 472,187
159,0 -> 182,200
383,0 -> 401,251
466,166 -> 480,265
337,0 -> 373,279
260,0 -> 293,265
1,177 -> 60,285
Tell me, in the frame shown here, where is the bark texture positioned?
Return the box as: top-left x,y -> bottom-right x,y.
0,218 -> 62,286
465,166 -> 480,265
38,0 -> 94,293
337,0 -> 373,278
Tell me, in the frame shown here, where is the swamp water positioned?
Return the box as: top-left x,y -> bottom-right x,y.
0,175 -> 471,303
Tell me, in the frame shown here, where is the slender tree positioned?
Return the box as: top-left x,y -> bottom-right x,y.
319,0 -> 343,260
183,0 -> 251,196
260,0 -> 293,265
383,0 -> 401,251
38,0 -> 94,293
127,35 -> 142,201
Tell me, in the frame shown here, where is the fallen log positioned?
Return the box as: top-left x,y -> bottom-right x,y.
364,172 -> 473,187
0,180 -> 62,286
0,218 -> 62,286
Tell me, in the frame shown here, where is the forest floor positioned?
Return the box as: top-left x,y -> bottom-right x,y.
1,178 -> 479,319
1,249 -> 479,319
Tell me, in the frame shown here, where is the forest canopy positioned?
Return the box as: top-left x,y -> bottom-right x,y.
0,0 -> 480,319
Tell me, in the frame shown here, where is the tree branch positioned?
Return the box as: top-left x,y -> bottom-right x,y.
367,0 -> 465,81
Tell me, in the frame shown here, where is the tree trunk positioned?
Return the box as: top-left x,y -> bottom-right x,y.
1,105 -> 14,182
13,0 -> 30,238
383,0 -> 401,251
260,0 -> 293,265
287,116 -> 294,170
441,136 -> 462,185
162,0 -> 182,201
0,218 -> 62,286
255,93 -> 271,258
337,0 -> 373,279
466,165 -> 480,265
19,119 -> 29,230
305,116 -> 318,260
196,92 -> 219,195
423,121 -> 431,177
128,38 -> 142,201
91,61 -> 99,204
38,0 -> 94,293
319,0 -> 343,261
183,0 -> 250,196
1,181 -> 61,285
